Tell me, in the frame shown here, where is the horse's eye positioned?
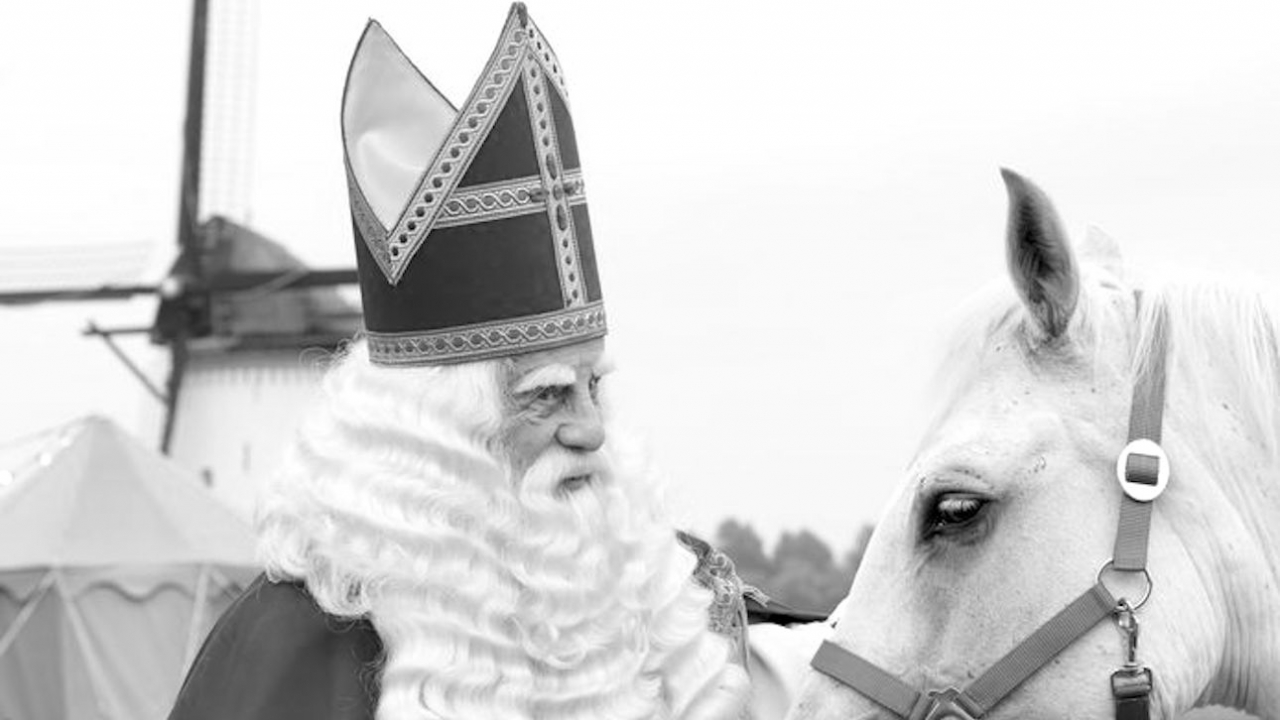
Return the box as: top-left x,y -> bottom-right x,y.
925,493 -> 988,539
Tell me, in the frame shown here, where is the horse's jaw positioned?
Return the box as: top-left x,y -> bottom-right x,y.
1218,488 -> 1280,718
1151,371 -> 1280,718
1169,499 -> 1280,719
1169,456 -> 1280,717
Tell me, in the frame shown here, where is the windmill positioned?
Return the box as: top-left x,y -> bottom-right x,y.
0,0 -> 360,462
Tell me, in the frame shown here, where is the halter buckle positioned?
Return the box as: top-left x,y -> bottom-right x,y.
919,687 -> 983,720
1115,439 -> 1169,502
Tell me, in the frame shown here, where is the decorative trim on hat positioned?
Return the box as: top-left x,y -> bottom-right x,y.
525,56 -> 585,307
431,169 -> 586,229
523,15 -> 570,110
436,175 -> 542,228
347,160 -> 388,256
367,301 -> 607,366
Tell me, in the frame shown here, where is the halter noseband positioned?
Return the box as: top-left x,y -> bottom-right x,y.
812,302 -> 1169,720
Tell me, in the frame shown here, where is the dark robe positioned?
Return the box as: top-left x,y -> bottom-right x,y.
169,537 -> 823,720
169,575 -> 382,720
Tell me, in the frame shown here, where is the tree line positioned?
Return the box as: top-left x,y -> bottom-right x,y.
713,519 -> 874,617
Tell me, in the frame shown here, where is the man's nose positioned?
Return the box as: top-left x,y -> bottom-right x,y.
555,396 -> 605,452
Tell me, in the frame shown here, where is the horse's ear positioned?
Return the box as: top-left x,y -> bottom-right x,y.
1001,168 -> 1078,339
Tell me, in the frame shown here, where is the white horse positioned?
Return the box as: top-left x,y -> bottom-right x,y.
786,171 -> 1280,720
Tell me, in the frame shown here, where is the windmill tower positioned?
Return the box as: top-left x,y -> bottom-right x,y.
0,0 -> 360,517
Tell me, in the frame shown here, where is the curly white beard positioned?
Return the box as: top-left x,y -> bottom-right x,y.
257,342 -> 748,720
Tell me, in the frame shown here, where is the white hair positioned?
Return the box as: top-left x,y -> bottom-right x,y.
257,340 -> 747,720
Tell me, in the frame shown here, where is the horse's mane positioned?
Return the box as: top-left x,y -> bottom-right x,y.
1140,275 -> 1280,469
933,263 -> 1280,470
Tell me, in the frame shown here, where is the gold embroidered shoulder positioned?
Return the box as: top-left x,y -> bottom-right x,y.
677,530 -> 749,658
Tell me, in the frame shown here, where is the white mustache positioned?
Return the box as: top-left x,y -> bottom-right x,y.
517,447 -> 610,500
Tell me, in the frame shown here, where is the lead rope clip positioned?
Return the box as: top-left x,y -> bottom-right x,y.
1111,599 -> 1154,720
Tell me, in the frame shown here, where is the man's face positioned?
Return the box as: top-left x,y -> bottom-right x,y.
501,339 -> 609,492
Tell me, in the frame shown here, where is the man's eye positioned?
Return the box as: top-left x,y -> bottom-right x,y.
534,386 -> 564,404
588,374 -> 601,401
925,493 -> 989,539
522,386 -> 566,412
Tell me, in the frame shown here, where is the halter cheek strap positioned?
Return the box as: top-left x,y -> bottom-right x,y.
1114,302 -> 1169,571
812,298 -> 1168,720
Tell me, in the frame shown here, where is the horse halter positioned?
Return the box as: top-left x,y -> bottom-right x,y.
812,303 -> 1170,720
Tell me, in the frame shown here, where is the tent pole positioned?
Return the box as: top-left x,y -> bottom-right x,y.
57,572 -> 118,717
0,571 -> 55,658
182,565 -> 211,671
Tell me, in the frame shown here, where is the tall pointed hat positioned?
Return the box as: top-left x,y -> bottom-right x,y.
342,3 -> 605,366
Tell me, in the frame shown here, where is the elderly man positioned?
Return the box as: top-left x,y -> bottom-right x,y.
168,6 -> 818,720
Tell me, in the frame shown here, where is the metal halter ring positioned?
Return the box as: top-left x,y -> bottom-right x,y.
1096,560 -> 1153,610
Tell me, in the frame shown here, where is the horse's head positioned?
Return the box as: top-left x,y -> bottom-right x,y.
787,170 -> 1280,720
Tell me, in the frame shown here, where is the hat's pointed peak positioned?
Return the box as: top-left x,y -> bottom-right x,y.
343,18 -> 458,231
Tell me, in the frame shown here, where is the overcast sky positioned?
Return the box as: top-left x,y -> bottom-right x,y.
2,1 -> 1279,548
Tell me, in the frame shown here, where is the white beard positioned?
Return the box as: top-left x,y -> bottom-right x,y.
370,441 -> 749,720
257,349 -> 749,720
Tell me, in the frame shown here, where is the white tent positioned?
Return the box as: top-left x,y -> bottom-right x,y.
0,416 -> 258,719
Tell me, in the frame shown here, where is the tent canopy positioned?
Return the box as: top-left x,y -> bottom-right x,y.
0,416 -> 258,720
0,415 -> 255,569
